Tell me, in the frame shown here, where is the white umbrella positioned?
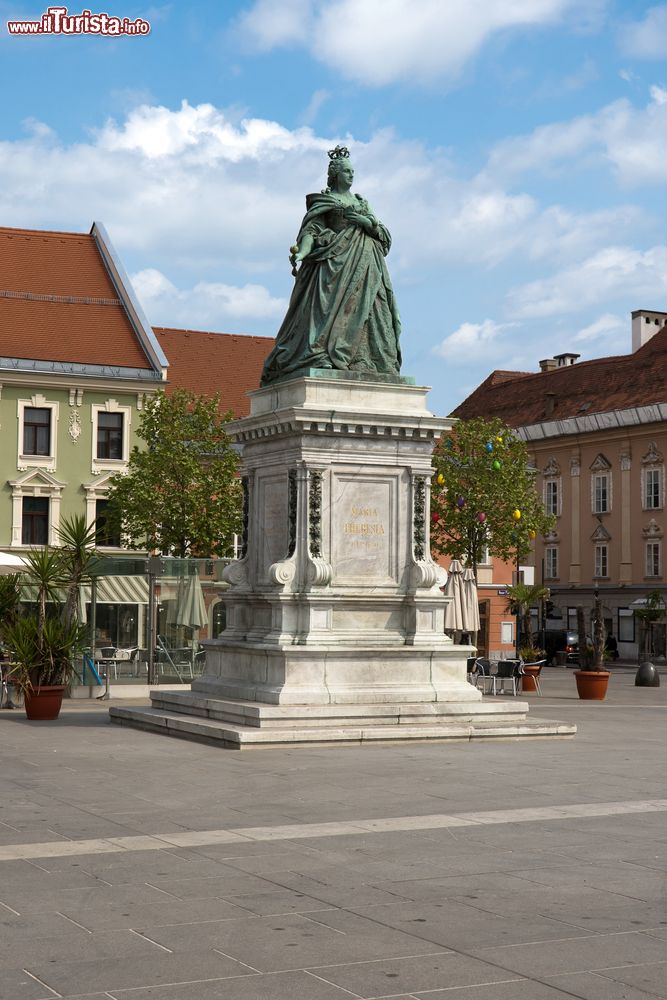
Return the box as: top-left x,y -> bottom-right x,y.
0,552 -> 27,575
175,573 -> 207,631
462,567 -> 481,634
443,559 -> 466,632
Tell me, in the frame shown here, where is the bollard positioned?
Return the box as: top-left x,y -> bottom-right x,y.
635,661 -> 660,687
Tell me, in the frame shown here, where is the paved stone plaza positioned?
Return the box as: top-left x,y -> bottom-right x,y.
1,667 -> 666,1000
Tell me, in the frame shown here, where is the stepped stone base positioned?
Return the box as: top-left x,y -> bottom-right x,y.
110,376 -> 576,750
109,693 -> 576,748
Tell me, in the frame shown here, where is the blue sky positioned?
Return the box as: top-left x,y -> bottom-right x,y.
1,1 -> 667,413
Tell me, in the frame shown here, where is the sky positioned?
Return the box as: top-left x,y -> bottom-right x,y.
1,0 -> 667,414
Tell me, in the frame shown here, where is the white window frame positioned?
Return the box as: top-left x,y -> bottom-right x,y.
17,394 -> 59,472
543,478 -> 561,516
594,543 -> 608,578
646,541 -> 661,578
91,399 -> 131,474
643,467 -> 663,511
9,469 -> 65,547
592,473 -> 611,514
545,546 -> 558,579
84,472 -> 126,551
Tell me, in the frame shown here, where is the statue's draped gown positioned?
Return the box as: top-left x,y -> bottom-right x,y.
261,192 -> 402,385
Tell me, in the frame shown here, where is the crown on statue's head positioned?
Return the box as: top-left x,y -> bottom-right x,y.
328,145 -> 350,161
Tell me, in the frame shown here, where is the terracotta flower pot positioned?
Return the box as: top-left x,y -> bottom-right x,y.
521,667 -> 537,692
24,685 -> 66,721
574,670 -> 610,701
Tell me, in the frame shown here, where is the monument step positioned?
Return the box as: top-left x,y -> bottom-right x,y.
109,705 -> 576,748
149,691 -> 530,728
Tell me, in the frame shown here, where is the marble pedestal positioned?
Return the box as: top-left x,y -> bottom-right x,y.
111,374 -> 575,746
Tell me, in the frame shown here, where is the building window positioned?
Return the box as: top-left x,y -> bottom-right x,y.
95,499 -> 121,547
544,479 -> 560,516
97,413 -> 124,460
23,408 -> 51,456
22,497 -> 49,545
646,541 -> 661,578
500,621 -> 514,644
618,608 -> 635,643
17,395 -> 59,470
645,469 -> 662,510
567,607 -> 578,631
593,474 -> 610,514
594,543 -> 608,578
545,547 -> 558,579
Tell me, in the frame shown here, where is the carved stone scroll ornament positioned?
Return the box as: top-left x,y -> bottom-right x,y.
269,469 -> 298,587
306,469 -> 332,586
222,475 -> 250,588
409,475 -> 446,589
413,476 -> 427,561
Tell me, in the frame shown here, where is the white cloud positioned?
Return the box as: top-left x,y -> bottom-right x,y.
433,319 -> 515,361
0,99 -> 648,339
131,268 -> 287,328
237,0 -> 595,87
507,245 -> 667,319
485,85 -> 667,186
236,0 -> 313,50
619,4 -> 667,59
572,312 -> 625,343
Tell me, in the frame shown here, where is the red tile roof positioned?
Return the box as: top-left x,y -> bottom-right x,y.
451,328 -> 667,427
154,327 -> 274,417
0,226 -> 153,369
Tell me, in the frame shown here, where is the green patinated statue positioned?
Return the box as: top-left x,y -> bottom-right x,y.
261,146 -> 402,385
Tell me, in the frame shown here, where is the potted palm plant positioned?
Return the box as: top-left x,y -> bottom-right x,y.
574,592 -> 610,699
505,582 -> 549,692
4,515 -> 96,720
5,614 -> 87,719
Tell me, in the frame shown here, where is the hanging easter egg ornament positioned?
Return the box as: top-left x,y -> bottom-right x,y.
436,473 -> 444,485
484,442 -> 493,453
457,495 -> 465,508
513,509 -> 522,521
446,438 -> 453,449
492,460 -> 501,471
528,529 -> 536,540
495,436 -> 503,444
431,511 -> 440,523
477,512 -> 487,523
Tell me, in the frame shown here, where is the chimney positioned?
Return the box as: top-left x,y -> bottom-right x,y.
631,309 -> 667,352
539,358 -> 558,372
553,352 -> 580,366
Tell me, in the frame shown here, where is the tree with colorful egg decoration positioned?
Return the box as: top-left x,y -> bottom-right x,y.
430,416 -> 554,580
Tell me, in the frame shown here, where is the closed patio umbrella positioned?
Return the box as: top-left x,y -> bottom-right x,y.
462,567 -> 481,635
175,572 -> 207,631
174,571 -> 207,673
443,559 -> 466,633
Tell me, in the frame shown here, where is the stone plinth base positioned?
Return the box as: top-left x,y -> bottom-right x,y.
188,642 -> 478,706
110,694 -> 575,748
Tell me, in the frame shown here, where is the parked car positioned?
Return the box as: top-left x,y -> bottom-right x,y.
543,629 -> 591,666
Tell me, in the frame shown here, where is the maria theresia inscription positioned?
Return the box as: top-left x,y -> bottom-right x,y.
343,506 -> 385,549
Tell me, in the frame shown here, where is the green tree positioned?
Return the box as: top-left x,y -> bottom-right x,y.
430,416 -> 554,578
106,389 -> 242,558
